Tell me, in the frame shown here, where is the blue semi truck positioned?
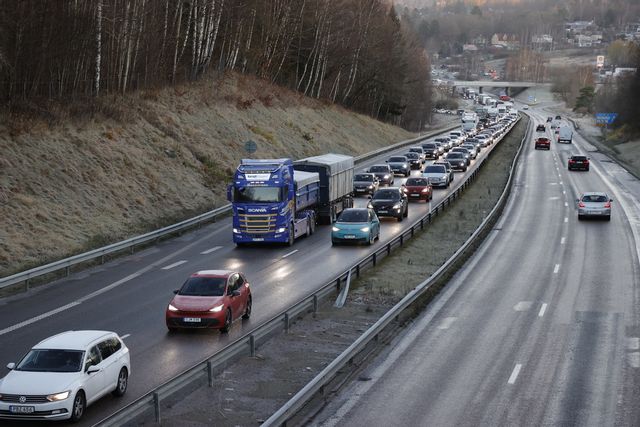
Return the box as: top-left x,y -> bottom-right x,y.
227,154 -> 354,246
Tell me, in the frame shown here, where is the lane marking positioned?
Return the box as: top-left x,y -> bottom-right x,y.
161,260 -> 187,270
437,317 -> 457,330
561,237 -> 566,244
538,303 -> 548,317
514,301 -> 533,311
508,364 -> 522,384
564,217 -> 568,223
121,334 -> 131,339
201,246 -> 222,255
549,196 -> 560,200
563,190 -> 566,195
0,302 -> 82,336
564,202 -> 568,207
554,264 -> 561,274
282,249 -> 299,259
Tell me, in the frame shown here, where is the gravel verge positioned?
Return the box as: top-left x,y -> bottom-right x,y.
130,117 -> 529,427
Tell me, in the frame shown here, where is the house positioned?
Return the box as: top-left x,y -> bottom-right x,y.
491,34 -> 520,50
463,44 -> 479,52
532,34 -> 553,50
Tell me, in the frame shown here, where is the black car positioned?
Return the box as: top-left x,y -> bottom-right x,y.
403,152 -> 423,169
536,124 -> 546,132
546,116 -> 553,122
421,142 -> 440,159
368,164 -> 394,185
386,156 -> 411,177
445,152 -> 468,171
367,187 -> 409,221
353,173 -> 379,195
568,155 -> 590,171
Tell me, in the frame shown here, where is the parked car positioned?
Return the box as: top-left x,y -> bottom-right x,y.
331,208 -> 380,245
423,164 -> 449,188
433,160 -> 454,183
367,164 -> 394,185
421,142 -> 440,159
535,137 -> 550,150
568,155 -> 589,171
536,124 -> 546,132
445,152 -> 468,171
386,156 -> 411,177
404,177 -> 433,202
403,152 -> 423,169
166,270 -> 252,333
577,192 -> 612,221
353,173 -> 379,195
0,331 -> 130,422
368,187 -> 409,221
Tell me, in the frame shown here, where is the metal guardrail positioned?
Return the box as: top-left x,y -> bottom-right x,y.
263,116 -> 530,426
0,122 -> 458,291
95,117 -> 523,427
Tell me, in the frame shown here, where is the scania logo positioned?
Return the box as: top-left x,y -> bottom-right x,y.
248,208 -> 267,213
19,396 -> 26,403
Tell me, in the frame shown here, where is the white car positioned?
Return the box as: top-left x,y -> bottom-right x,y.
0,330 -> 130,422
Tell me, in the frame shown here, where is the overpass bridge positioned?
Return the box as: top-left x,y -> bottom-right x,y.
447,80 -> 552,96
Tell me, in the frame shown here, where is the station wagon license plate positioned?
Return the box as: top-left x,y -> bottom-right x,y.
183,317 -> 201,322
10,406 -> 35,414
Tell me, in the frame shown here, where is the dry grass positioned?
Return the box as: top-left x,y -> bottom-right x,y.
0,72 -> 418,277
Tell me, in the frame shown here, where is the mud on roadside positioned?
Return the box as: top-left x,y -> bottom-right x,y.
134,118 -> 528,426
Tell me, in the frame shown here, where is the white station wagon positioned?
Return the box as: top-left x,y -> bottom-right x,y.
0,330 -> 130,422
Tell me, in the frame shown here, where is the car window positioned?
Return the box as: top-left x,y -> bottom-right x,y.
373,189 -> 400,200
369,166 -> 387,172
406,178 -> 429,186
16,349 -> 84,373
227,274 -> 240,293
85,346 -> 102,371
424,165 -> 445,173
338,210 -> 368,222
180,276 -> 226,296
98,339 -> 115,360
582,195 -> 607,203
388,157 -> 406,162
354,174 -> 373,181
237,274 -> 245,287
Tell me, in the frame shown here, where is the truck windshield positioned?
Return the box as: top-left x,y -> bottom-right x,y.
234,186 -> 283,203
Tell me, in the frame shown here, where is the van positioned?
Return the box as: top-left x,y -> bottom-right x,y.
557,126 -> 573,144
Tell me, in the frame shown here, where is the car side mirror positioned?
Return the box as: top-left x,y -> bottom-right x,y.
610,199 -> 614,202
232,290 -> 241,297
6,362 -> 15,370
86,365 -> 100,374
173,289 -> 179,294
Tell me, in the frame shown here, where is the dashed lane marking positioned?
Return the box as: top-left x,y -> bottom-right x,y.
201,246 -> 222,255
161,260 -> 187,270
508,364 -> 522,384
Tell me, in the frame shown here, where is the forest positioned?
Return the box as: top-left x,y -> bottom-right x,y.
0,0 -> 431,130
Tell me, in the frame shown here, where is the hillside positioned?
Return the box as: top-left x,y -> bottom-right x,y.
0,72 -> 423,277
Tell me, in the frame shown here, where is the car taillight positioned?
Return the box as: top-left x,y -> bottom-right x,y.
578,202 -> 585,208
569,160 -> 574,163
604,202 -> 611,208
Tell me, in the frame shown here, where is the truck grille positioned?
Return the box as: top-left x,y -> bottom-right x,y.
239,213 -> 277,233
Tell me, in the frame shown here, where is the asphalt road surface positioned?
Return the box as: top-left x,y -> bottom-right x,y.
0,121 -> 516,425
316,106 -> 640,427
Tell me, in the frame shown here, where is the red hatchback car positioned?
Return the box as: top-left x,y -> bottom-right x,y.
535,137 -> 550,150
166,270 -> 252,333
403,177 -> 433,202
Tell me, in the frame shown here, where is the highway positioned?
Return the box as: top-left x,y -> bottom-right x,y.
316,106 -> 640,427
0,120 -> 516,425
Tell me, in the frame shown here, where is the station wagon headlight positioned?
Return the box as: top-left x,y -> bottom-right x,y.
46,391 -> 70,402
209,304 -> 224,312
332,226 -> 340,232
168,304 -> 179,312
276,227 -> 287,233
360,227 -> 370,232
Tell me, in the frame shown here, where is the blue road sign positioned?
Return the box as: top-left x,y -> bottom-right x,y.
595,113 -> 618,125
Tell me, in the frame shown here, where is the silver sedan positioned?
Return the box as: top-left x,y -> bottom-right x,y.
577,192 -> 613,221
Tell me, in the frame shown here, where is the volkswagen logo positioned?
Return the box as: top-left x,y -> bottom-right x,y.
19,396 -> 26,403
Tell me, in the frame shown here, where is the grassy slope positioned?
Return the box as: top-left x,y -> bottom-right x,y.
0,72 -> 419,277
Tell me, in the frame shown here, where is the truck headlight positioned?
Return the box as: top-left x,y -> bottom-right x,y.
232,228 -> 240,234
276,227 -> 287,233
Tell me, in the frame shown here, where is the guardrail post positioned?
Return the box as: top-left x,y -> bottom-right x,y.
130,245 -> 134,255
400,235 -> 404,246
356,265 -> 360,278
372,253 -> 377,267
65,266 -> 70,277
284,313 -> 290,333
336,277 -> 341,292
153,392 -> 161,423
387,243 -> 391,255
100,255 -> 105,265
24,279 -> 30,292
207,361 -> 213,387
420,218 -> 424,229
249,334 -> 256,357
410,227 -> 414,237
312,295 -> 318,318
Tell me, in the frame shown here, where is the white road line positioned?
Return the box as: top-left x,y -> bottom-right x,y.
564,217 -> 569,223
121,334 -> 131,339
564,202 -> 568,207
554,264 -> 561,274
563,190 -> 566,195
549,196 -> 560,200
508,364 -> 522,384
201,246 -> 222,255
437,317 -> 457,330
513,301 -> 533,312
561,237 -> 566,244
161,260 -> 187,270
282,249 -> 299,259
538,303 -> 548,317
0,302 -> 82,337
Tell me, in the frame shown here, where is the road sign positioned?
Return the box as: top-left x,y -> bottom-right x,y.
595,112 -> 618,126
596,55 -> 605,68
244,140 -> 257,154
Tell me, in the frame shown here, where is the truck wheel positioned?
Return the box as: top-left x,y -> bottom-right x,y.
309,216 -> 316,235
287,224 -> 295,246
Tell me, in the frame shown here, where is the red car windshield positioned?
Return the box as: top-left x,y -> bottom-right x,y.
180,277 -> 227,296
